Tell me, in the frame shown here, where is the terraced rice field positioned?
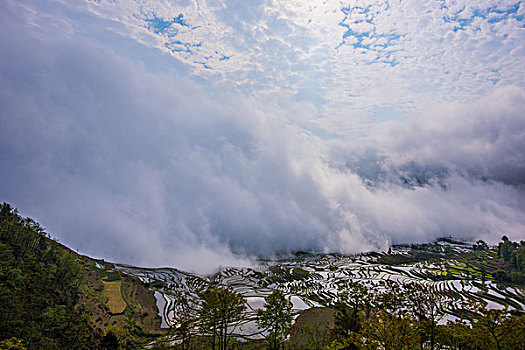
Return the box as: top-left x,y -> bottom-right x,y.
102,280 -> 127,314
113,243 -> 525,338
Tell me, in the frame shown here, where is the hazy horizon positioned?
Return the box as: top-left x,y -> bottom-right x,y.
1,0 -> 524,274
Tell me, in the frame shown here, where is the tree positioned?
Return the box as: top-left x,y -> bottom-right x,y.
333,299 -> 360,339
403,282 -> 445,350
498,314 -> 525,350
338,281 -> 372,317
171,293 -> 198,350
199,287 -> 246,350
474,240 -> 489,251
331,281 -> 375,349
0,338 -> 26,350
470,307 -> 510,350
375,281 -> 406,318
360,312 -> 419,350
256,290 -> 293,350
499,241 -> 515,261
449,299 -> 525,350
493,269 -> 507,283
437,320 -> 476,350
0,203 -> 95,349
510,247 -> 525,272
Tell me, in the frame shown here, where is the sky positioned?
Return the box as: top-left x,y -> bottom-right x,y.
1,0 -> 524,273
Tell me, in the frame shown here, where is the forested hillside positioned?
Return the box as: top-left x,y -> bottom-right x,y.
0,203 -> 96,348
0,203 -> 163,349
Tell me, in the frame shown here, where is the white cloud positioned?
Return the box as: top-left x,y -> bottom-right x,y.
1,0 -> 524,273
70,0 -> 524,119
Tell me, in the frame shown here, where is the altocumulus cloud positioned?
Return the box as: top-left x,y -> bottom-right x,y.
1,0 -> 524,273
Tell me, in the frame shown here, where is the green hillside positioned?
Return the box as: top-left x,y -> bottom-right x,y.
0,203 -> 164,349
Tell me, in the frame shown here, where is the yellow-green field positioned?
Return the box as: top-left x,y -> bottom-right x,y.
102,280 -> 127,314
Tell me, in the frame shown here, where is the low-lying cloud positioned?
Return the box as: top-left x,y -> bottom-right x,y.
1,0 -> 524,273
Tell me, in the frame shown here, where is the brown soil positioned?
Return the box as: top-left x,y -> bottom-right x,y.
288,307 -> 335,349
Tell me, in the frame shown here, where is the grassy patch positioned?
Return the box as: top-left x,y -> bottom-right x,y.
100,269 -> 121,282
103,280 -> 127,314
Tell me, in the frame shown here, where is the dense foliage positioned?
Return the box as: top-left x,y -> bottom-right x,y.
495,236 -> 525,284
0,203 -> 95,349
328,280 -> 525,350
256,290 -> 293,350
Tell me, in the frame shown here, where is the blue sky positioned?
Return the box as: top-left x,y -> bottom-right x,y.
1,0 -> 524,272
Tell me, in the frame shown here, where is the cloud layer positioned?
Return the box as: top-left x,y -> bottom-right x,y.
1,0 -> 524,273
80,0 -> 525,115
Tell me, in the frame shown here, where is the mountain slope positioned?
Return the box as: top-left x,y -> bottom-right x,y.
0,203 -> 164,349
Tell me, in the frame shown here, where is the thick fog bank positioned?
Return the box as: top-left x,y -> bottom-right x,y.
1,0 -> 524,273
